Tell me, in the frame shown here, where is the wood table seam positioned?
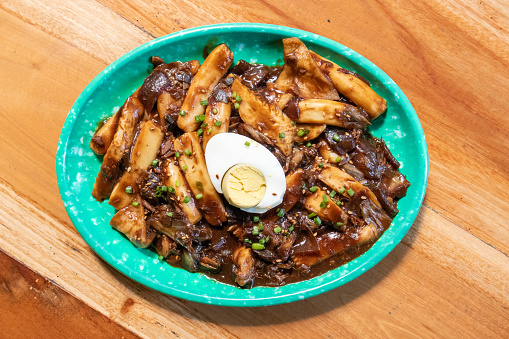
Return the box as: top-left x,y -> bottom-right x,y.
420,203 -> 509,258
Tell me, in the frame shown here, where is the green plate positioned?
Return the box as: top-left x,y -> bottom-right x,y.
56,23 -> 428,306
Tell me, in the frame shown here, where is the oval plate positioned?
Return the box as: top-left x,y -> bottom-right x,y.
56,23 -> 429,307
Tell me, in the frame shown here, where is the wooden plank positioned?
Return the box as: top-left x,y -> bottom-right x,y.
0,249 -> 139,339
1,0 -> 507,257
0,0 -> 508,337
1,0 -> 154,64
0,178 -> 507,337
0,6 -> 107,227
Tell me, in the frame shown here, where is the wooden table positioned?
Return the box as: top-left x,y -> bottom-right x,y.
1,0 -> 507,337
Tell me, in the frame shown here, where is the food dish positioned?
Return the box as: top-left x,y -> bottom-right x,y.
88,37 -> 411,288
56,23 -> 428,306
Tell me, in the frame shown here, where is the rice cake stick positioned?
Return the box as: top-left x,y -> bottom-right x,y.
110,195 -> 156,248
310,51 -> 387,119
163,159 -> 203,224
90,109 -> 121,155
92,96 -> 143,201
232,78 -> 296,156
276,37 -> 339,100
318,165 -> 380,207
202,101 -> 231,150
296,99 -> 369,128
109,120 -> 164,210
174,132 -> 227,226
177,44 -> 234,132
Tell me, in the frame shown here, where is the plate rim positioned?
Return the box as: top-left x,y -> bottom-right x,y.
56,22 -> 429,307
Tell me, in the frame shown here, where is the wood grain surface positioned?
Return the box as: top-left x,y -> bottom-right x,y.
0,0 -> 508,338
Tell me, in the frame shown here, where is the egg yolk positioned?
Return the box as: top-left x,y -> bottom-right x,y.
221,164 -> 266,208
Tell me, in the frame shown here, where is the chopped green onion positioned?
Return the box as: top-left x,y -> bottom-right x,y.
259,237 -> 265,244
279,132 -> 285,138
274,226 -> 282,234
347,188 -> 355,197
252,243 -> 265,250
201,122 -> 208,128
179,110 -> 186,116
338,187 -> 346,194
258,222 -> 263,230
236,95 -> 242,102
336,200 -> 342,206
308,212 -> 317,218
195,181 -> 202,189
195,193 -> 203,200
335,156 -> 342,162
277,208 -> 285,217
166,212 -> 174,217
330,190 -> 337,198
333,134 -> 340,142
314,216 -> 321,226
158,255 -> 164,261
183,196 -> 190,203
253,216 -> 260,222
195,114 -> 205,122
306,142 -> 312,147
214,120 -> 222,127
200,100 -> 208,105
252,225 -> 259,236
168,186 -> 175,193
175,180 -> 180,187
155,185 -> 168,197
288,225 -> 294,232
175,151 -> 180,158
184,148 -> 192,156
125,186 -> 133,194
322,195 -> 328,202
244,141 -> 251,146
320,201 -> 326,208
309,186 -> 318,192
301,183 -> 307,189
318,162 -> 324,168
213,108 -> 218,114
132,201 -> 140,207
182,165 -> 188,171
297,129 -> 309,136
234,102 -> 240,109
244,238 -> 250,243
292,121 -> 296,126
207,128 -> 212,134
151,159 -> 159,166
197,128 -> 203,136
336,222 -> 343,227
232,91 -> 237,98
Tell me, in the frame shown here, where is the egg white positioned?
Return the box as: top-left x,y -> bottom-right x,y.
204,133 -> 286,213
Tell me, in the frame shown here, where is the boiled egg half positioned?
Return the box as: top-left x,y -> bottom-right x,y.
204,133 -> 286,214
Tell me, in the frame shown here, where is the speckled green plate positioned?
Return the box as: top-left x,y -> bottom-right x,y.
56,23 -> 428,307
